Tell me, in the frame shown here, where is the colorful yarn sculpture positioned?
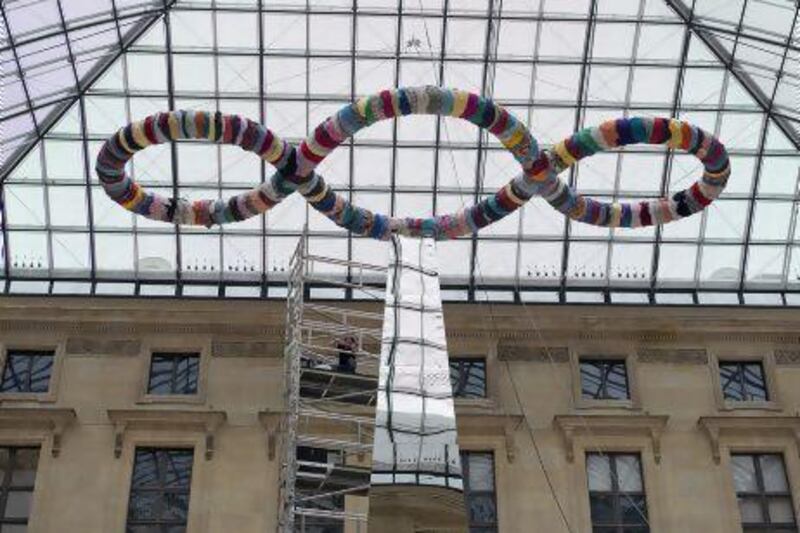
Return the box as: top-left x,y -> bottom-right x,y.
95,86 -> 730,240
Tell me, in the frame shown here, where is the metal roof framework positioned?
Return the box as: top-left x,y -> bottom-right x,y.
0,0 -> 798,306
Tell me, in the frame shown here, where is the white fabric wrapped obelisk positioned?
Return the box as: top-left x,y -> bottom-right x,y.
371,235 -> 463,490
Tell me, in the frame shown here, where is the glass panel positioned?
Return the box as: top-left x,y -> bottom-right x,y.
11,449 -> 39,487
5,490 -> 33,518
148,355 -> 175,394
127,491 -> 161,521
162,493 -> 190,522
587,454 -> 612,492
466,454 -> 494,491
29,354 -> 53,393
768,497 -> 796,524
589,494 -> 615,524
467,494 -> 496,525
738,496 -> 764,524
742,363 -> 768,401
616,455 -> 643,492
164,450 -> 194,488
720,363 -> 745,401
760,455 -> 789,493
731,455 -> 759,492
620,495 -> 648,525
449,359 -> 487,398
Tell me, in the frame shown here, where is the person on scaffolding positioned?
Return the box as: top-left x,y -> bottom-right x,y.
336,335 -> 358,374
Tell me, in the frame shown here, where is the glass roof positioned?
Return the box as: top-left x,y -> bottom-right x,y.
0,0 -> 798,304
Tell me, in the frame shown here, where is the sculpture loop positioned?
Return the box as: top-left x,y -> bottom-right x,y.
95,86 -> 730,240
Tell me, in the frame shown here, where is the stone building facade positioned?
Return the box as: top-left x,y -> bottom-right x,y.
1,296 -> 799,532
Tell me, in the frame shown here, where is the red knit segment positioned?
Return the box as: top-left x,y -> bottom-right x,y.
564,136 -> 582,160
496,188 -> 518,212
531,153 -> 550,175
257,130 -> 275,156
462,93 -> 478,119
649,118 -> 668,144
489,108 -> 509,135
380,90 -> 395,118
639,202 -> 652,226
143,116 -> 158,145
300,141 -> 324,163
157,114 -> 171,140
193,201 -> 211,226
314,123 -> 338,150
222,116 -> 234,143
689,182 -> 712,207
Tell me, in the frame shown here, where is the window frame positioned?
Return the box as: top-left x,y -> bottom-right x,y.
449,356 -> 488,400
0,446 -> 40,529
730,452 -> 798,531
585,452 -> 650,533
571,349 -> 640,410
709,349 -> 781,411
461,450 -> 498,532
139,340 -> 209,405
125,447 -> 195,532
0,342 -> 63,403
719,360 -> 770,402
579,358 -> 631,401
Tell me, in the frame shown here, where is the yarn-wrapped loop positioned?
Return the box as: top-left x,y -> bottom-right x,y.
95,86 -> 730,239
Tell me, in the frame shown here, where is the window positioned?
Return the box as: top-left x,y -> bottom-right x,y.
147,353 -> 199,395
0,447 -> 39,530
580,359 -> 630,400
0,350 -> 54,393
449,358 -> 487,398
586,453 -> 649,532
731,453 -> 797,531
462,452 -> 497,532
127,448 -> 194,532
720,361 -> 769,402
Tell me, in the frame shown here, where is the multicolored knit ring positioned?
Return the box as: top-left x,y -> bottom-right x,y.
95,86 -> 730,239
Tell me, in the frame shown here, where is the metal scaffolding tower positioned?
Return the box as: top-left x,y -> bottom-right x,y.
279,232 -> 387,533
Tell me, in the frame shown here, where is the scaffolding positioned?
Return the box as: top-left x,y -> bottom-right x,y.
279,232 -> 387,533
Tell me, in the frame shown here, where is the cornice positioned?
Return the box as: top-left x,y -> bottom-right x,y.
553,414 -> 669,464
698,415 -> 800,464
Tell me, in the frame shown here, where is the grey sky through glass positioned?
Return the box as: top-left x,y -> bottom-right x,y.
0,0 -> 798,304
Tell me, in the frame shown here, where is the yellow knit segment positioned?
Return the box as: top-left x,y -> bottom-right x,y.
503,126 -> 524,151
390,92 -> 402,117
131,121 -> 150,149
451,91 -> 468,118
121,186 -> 145,209
355,97 -> 370,119
263,138 -> 283,163
207,116 -> 216,141
306,183 -> 329,203
554,141 -> 576,166
117,130 -> 134,154
609,203 -> 622,227
667,119 -> 682,149
167,114 -> 181,140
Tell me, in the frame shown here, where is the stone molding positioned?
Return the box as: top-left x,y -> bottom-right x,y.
212,340 -> 283,358
0,407 -> 76,457
698,416 -> 800,464
775,350 -> 800,366
553,414 -> 669,464
65,337 -> 141,356
497,345 -> 569,362
107,409 -> 226,460
637,348 -> 708,365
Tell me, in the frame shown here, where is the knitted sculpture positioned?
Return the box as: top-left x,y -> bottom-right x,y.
95,86 -> 730,240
